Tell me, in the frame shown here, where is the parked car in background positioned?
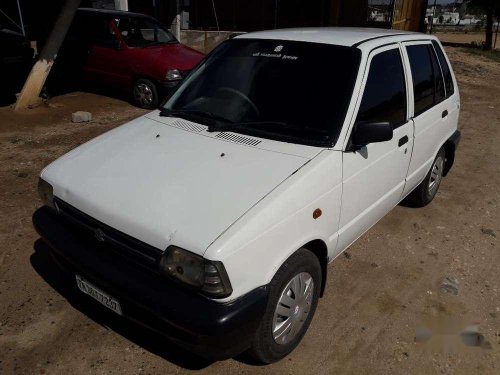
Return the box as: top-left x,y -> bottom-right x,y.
34,28 -> 460,363
51,8 -> 204,108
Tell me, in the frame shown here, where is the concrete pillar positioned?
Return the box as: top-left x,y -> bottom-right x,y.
114,0 -> 128,11
15,0 -> 82,111
171,0 -> 181,42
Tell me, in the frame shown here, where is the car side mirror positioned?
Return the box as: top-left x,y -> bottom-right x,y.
350,121 -> 393,151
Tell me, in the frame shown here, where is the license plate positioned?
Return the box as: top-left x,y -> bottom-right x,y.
76,275 -> 122,315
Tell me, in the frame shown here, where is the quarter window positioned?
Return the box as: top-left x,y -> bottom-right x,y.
430,47 -> 446,104
355,48 -> 407,128
407,44 -> 446,116
432,40 -> 455,97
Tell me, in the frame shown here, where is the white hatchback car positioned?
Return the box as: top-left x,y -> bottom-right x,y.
34,28 -> 460,363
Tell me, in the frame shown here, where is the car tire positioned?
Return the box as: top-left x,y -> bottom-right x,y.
133,78 -> 159,109
249,248 -> 321,364
406,147 -> 446,207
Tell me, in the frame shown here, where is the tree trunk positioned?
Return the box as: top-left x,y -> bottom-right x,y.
485,8 -> 494,50
15,0 -> 82,110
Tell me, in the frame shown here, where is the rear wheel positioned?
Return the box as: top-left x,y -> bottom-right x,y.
249,248 -> 321,363
406,147 -> 446,207
133,78 -> 158,109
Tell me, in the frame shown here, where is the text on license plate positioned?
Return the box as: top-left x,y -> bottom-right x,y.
76,275 -> 122,315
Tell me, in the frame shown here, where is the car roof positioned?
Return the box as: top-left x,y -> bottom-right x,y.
77,7 -> 155,20
236,27 -> 424,48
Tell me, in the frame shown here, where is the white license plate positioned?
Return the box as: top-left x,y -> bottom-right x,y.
76,275 -> 122,315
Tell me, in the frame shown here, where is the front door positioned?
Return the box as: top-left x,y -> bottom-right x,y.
337,44 -> 414,253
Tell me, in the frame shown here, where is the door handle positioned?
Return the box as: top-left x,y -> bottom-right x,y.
442,110 -> 448,118
398,136 -> 409,147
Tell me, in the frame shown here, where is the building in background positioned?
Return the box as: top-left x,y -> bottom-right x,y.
1,0 -> 429,54
82,0 -> 428,33
182,0 -> 428,32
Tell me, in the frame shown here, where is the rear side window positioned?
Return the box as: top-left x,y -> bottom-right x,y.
355,48 -> 407,128
93,17 -> 117,45
406,44 -> 445,116
432,40 -> 455,97
70,14 -> 115,45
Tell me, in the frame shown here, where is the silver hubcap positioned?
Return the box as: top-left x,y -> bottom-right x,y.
133,83 -> 153,107
272,272 -> 314,345
428,155 -> 444,194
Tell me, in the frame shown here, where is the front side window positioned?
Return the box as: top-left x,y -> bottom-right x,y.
406,44 -> 445,117
355,48 -> 407,128
114,17 -> 177,47
163,39 -> 361,147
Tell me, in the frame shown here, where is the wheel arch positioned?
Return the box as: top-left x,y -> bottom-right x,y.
132,74 -> 160,86
442,138 -> 456,176
301,239 -> 329,297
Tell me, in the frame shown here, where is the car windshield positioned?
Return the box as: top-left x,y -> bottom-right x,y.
163,39 -> 361,147
114,16 -> 177,47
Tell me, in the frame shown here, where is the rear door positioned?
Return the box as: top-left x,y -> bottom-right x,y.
401,40 -> 456,197
432,40 -> 461,145
83,14 -> 128,88
337,44 -> 414,252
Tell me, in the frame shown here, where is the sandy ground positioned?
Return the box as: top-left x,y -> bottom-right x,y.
0,47 -> 499,374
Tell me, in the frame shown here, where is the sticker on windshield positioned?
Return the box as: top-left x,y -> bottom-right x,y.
252,49 -> 298,61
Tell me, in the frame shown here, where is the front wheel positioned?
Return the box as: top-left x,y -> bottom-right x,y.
249,248 -> 321,363
132,78 -> 159,109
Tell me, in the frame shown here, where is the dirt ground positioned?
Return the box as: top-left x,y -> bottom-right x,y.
0,47 -> 499,374
435,31 -> 500,50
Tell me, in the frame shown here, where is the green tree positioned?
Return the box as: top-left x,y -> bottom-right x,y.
467,0 -> 500,49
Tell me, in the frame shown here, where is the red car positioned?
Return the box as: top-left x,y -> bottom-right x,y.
59,8 -> 205,109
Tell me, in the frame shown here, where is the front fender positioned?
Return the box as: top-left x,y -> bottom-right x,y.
205,150 -> 343,301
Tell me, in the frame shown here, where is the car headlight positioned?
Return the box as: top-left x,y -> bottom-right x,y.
159,246 -> 232,298
165,69 -> 182,81
38,178 -> 55,208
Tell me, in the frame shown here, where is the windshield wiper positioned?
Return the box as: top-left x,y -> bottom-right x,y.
160,109 -> 232,126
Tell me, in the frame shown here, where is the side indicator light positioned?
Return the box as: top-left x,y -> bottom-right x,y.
313,208 -> 322,219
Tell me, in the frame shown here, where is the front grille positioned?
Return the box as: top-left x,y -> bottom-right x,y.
54,198 -> 163,271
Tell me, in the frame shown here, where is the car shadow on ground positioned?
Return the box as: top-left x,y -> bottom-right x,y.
398,197 -> 421,208
30,239 -> 214,370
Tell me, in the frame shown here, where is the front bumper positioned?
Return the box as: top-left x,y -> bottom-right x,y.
32,206 -> 268,360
